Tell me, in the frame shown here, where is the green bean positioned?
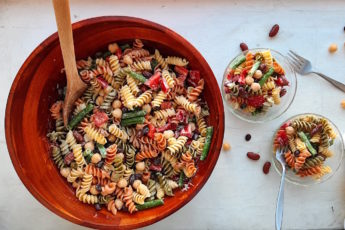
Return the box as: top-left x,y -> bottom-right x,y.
136,199 -> 164,211
229,55 -> 246,69
120,116 -> 146,126
200,126 -> 214,161
151,59 -> 158,72
248,61 -> 261,77
128,71 -> 147,83
122,110 -> 147,120
120,44 -> 130,51
67,104 -> 94,130
258,67 -> 274,87
97,143 -> 107,158
298,131 -> 317,156
178,171 -> 185,188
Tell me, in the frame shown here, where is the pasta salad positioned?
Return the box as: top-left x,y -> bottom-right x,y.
47,39 -> 213,214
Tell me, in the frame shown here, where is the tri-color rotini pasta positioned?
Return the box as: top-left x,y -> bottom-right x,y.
273,115 -> 336,179
223,49 -> 289,115
47,39 -> 213,215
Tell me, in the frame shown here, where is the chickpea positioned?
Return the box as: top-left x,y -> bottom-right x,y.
60,167 -> 71,178
99,90 -> 105,97
250,82 -> 261,92
136,162 -> 145,171
117,178 -> 128,188
90,185 -> 99,195
328,43 -> 338,53
108,43 -> 119,53
341,100 -> 345,109
108,134 -> 116,142
132,180 -> 142,190
112,108 -> 122,120
285,126 -> 295,135
96,96 -> 104,106
115,199 -> 123,210
253,70 -> 263,79
245,76 -> 254,85
163,130 -> 174,139
142,104 -> 151,114
84,141 -> 94,151
91,153 -> 102,164
223,142 -> 231,151
112,100 -> 122,109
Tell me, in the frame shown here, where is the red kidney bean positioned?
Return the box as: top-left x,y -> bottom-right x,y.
269,24 -> 280,37
280,88 -> 287,97
263,161 -> 271,174
240,42 -> 248,52
73,131 -> 84,143
247,152 -> 260,160
64,152 -> 74,165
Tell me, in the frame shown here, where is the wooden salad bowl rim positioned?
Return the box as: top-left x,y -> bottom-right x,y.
5,16 -> 224,229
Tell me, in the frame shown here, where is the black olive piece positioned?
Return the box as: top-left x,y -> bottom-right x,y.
152,106 -> 160,111
95,203 -> 102,211
142,71 -> 153,78
96,184 -> 102,192
240,103 -> 247,109
122,107 -> 128,113
96,160 -> 104,168
294,150 -> 300,157
245,134 -> 251,141
142,125 -> 149,135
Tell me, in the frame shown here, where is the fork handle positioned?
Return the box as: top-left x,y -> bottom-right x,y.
312,72 -> 345,93
275,167 -> 285,230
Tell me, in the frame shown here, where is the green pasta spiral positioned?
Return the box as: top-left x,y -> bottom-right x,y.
302,155 -> 325,169
157,173 -> 174,196
51,145 -> 65,169
292,119 -> 315,132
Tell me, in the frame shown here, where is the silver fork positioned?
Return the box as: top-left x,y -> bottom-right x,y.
287,50 -> 345,93
275,147 -> 287,230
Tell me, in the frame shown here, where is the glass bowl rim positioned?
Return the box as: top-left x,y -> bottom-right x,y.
222,48 -> 298,123
271,112 -> 345,187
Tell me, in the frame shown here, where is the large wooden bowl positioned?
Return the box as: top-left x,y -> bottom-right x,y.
5,16 -> 224,229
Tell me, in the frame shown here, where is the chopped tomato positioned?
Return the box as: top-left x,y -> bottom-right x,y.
227,69 -> 235,80
160,77 -> 170,93
96,77 -> 109,89
176,109 -> 188,124
238,69 -> 248,85
247,95 -> 266,108
176,74 -> 187,86
187,70 -> 201,87
174,66 -> 188,77
147,123 -> 156,139
161,102 -> 172,110
180,124 -> 193,138
145,72 -> 161,90
156,122 -> 176,132
116,48 -> 122,59
91,111 -> 109,128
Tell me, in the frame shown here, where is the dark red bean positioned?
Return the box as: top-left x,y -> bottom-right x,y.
96,184 -> 102,192
247,152 -> 260,160
73,131 -> 84,143
280,88 -> 287,97
240,42 -> 248,52
263,161 -> 271,174
259,64 -> 267,72
310,124 -> 323,137
64,152 -> 74,165
245,134 -> 251,141
94,203 -> 102,211
269,24 -> 280,37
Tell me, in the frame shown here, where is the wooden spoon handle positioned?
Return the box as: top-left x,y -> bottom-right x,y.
52,0 -> 77,82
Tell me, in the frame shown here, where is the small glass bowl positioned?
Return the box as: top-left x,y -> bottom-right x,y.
222,48 -> 297,123
272,113 -> 345,186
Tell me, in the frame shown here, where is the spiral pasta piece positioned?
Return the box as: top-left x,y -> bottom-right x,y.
72,144 -> 86,168
271,87 -> 281,105
297,165 -> 322,177
309,133 -> 321,143
131,61 -> 151,71
187,79 -> 204,102
261,80 -> 275,91
85,164 -> 110,182
181,151 -> 197,178
295,138 -> 307,152
165,56 -> 189,66
109,124 -> 128,141
67,168 -> 84,183
294,150 -> 311,171
135,90 -> 152,107
100,89 -> 117,111
126,75 -> 140,96
273,61 -> 285,74
154,108 -> 175,120
78,173 -> 93,194
154,49 -> 168,69
50,101 -> 63,120
105,144 -> 117,165
261,50 -> 273,67
123,186 -> 137,213
287,136 -> 297,153
107,199 -> 117,215
175,95 -> 201,116
151,91 -> 167,108
136,183 -> 151,198
84,125 -> 107,145
302,155 -> 324,169
154,133 -> 167,151
112,156 -> 126,182
157,173 -> 174,196
284,150 -> 295,169
120,85 -> 136,110
51,145 -> 65,169
197,115 -> 207,137
162,70 -> 175,88
245,52 -> 254,71
135,150 -> 159,162
76,191 -> 98,204
109,55 -> 120,75
313,165 -> 332,179
167,136 -> 188,155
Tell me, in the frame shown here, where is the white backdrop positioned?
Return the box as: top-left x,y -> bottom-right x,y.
1,0 -> 345,229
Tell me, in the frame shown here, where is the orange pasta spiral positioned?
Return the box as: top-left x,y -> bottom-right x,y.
273,61 -> 285,75
297,165 -> 322,177
114,187 -> 125,200
180,151 -> 197,178
123,186 -> 137,213
79,69 -> 93,83
284,150 -> 295,169
77,117 -> 89,134
105,144 -> 117,165
50,101 -> 63,120
245,52 -> 254,71
107,199 -> 117,215
85,164 -> 110,183
154,133 -> 166,151
135,150 -> 159,162
294,150 -> 311,171
187,79 -> 204,102
133,39 -> 144,49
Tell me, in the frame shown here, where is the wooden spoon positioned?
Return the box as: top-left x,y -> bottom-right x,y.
52,0 -> 87,126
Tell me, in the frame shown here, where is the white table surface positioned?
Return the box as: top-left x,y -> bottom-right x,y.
1,0 -> 345,229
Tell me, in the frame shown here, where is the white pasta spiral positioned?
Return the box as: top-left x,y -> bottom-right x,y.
165,56 -> 189,66
175,95 -> 201,115
162,70 -> 175,88
151,91 -> 167,108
